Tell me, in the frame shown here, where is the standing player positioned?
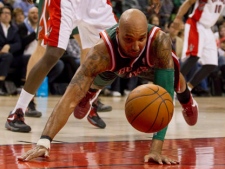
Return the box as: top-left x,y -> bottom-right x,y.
173,0 -> 224,92
5,0 -> 117,132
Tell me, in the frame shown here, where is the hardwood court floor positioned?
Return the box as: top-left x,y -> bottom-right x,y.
0,95 -> 225,169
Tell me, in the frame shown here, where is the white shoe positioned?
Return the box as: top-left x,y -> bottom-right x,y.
112,91 -> 121,97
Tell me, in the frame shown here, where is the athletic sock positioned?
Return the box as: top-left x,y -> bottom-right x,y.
0,80 -> 4,90
176,85 -> 191,104
11,89 -> 35,114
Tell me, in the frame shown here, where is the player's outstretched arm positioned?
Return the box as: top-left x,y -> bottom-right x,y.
17,40 -> 111,162
144,30 -> 178,165
144,139 -> 179,164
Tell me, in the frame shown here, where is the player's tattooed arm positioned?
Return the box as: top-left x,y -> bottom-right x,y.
39,40 -> 111,139
151,31 -> 174,69
69,39 -> 111,93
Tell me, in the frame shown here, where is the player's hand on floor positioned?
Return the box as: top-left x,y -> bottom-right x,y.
144,151 -> 179,165
17,145 -> 49,161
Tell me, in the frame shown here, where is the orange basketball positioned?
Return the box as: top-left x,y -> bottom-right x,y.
125,84 -> 174,133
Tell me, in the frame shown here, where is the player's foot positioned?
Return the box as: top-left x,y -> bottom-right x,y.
87,106 -> 106,129
95,99 -> 112,112
181,96 -> 198,126
74,89 -> 100,119
5,108 -> 31,132
25,100 -> 42,117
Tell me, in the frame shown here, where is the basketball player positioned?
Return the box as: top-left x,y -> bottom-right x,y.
28,0 -> 112,129
173,0 -> 224,93
18,9 -> 197,164
5,0 -> 117,132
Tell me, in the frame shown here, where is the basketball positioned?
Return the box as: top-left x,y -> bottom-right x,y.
125,84 -> 174,133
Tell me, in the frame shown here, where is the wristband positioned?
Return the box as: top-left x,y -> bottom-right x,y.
153,69 -> 174,141
37,139 -> 51,150
40,135 -> 53,142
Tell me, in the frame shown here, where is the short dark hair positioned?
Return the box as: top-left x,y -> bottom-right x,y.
0,6 -> 12,15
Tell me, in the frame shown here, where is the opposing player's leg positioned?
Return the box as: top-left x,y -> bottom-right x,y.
6,0 -> 73,132
24,40 -> 45,117
6,42 -> 45,131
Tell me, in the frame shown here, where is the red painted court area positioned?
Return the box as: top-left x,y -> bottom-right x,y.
0,137 -> 225,169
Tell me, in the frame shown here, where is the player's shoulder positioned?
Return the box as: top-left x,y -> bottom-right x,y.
154,30 -> 171,46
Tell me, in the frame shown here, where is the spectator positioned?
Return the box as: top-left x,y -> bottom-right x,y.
0,6 -> 21,95
148,13 -> 160,26
159,0 -> 174,30
16,6 -> 39,86
215,24 -> 225,47
0,2 -> 4,8
13,0 -> 35,17
12,8 -> 25,26
1,0 -> 13,11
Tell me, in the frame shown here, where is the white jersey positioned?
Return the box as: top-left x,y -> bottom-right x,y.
189,0 -> 225,28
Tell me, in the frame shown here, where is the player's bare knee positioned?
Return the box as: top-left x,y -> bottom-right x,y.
43,47 -> 65,65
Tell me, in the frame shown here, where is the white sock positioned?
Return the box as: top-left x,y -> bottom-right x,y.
11,89 -> 34,114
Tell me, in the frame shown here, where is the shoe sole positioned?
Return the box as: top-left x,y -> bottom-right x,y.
5,122 -> 31,133
87,116 -> 106,129
25,113 -> 42,117
97,107 -> 112,112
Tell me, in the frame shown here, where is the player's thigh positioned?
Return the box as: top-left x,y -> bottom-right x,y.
78,0 -> 117,49
181,22 -> 201,59
200,29 -> 218,65
47,0 -> 78,50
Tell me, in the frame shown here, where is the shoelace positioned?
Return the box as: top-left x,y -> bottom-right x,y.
15,110 -> 25,122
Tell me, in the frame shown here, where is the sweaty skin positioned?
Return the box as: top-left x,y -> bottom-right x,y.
18,9 -> 179,165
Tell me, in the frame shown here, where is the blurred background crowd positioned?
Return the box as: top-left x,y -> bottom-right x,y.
0,0 -> 225,97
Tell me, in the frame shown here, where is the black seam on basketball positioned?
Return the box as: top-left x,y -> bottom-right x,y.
125,88 -> 159,105
126,85 -> 172,104
130,95 -> 162,124
163,98 -> 173,125
127,91 -> 173,132
126,91 -> 170,120
156,92 -> 173,128
147,101 -> 164,132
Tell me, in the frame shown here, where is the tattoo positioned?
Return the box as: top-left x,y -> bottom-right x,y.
151,31 -> 173,69
69,43 -> 111,92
